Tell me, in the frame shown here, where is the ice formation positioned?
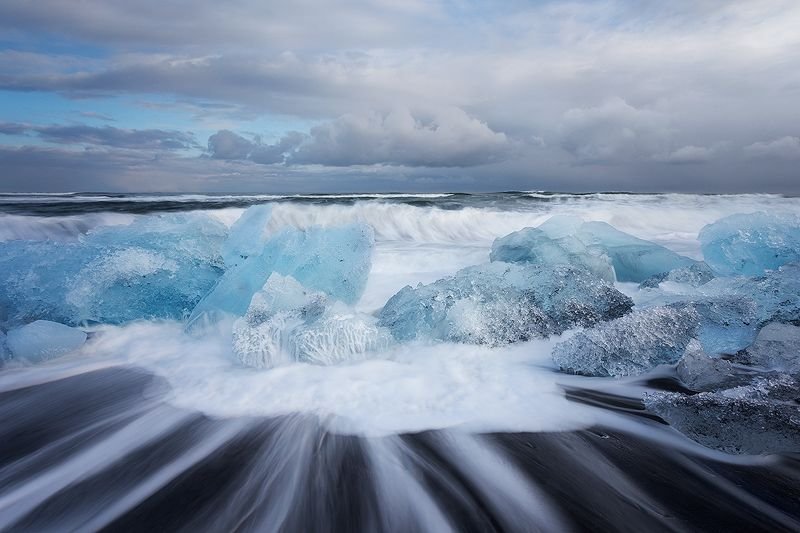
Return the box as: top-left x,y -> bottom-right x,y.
490,222 -> 615,282
638,262 -> 715,289
675,340 -> 750,391
0,214 -> 227,326
378,262 -> 633,345
732,322 -> 800,373
490,215 -> 696,283
699,212 -> 800,276
4,320 -> 86,364
645,374 -> 800,455
232,274 -> 390,368
220,204 -> 272,268
551,306 -> 700,377
190,223 -> 374,324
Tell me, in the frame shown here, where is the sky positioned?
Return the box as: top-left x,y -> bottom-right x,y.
0,0 -> 799,193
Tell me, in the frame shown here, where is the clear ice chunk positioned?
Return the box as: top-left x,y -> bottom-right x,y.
378,262 -> 633,345
675,339 -> 751,391
5,320 -> 87,363
699,212 -> 800,276
552,306 -> 700,377
190,223 -> 374,324
490,216 -> 696,283
733,322 -> 800,373
638,262 -> 715,289
220,204 -> 272,268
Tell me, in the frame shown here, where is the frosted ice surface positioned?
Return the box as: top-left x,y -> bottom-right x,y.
645,374 -> 800,455
552,306 -> 700,377
733,322 -> 800,373
232,274 -> 389,368
220,204 -> 272,268
699,212 -> 800,276
190,223 -> 374,324
5,320 -> 86,363
0,213 -> 226,326
378,262 -> 633,345
491,216 -> 696,283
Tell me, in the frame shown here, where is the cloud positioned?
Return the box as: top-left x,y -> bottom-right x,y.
0,122 -> 196,150
207,130 -> 304,164
207,108 -> 513,167
558,98 -> 670,163
291,108 -> 512,167
744,136 -> 800,159
653,145 -> 715,164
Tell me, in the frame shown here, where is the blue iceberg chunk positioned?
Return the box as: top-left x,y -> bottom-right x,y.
221,204 -> 272,268
232,274 -> 390,368
552,306 -> 700,377
5,320 -> 86,364
378,262 -> 633,345
699,212 -> 800,276
578,221 -> 696,282
190,223 -> 374,323
490,215 -> 696,283
490,225 -> 615,282
0,214 -> 227,326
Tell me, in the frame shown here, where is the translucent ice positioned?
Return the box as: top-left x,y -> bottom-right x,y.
190,223 -> 374,324
699,262 -> 800,327
733,322 -> 800,373
645,374 -> 800,455
220,204 -> 272,268
552,306 -> 700,377
577,221 -> 696,282
638,262 -> 715,289
675,340 -> 750,391
490,225 -> 615,282
0,213 -> 227,326
232,274 -> 389,368
490,216 -> 696,283
5,320 -> 87,363
378,262 -> 633,345
699,212 -> 800,276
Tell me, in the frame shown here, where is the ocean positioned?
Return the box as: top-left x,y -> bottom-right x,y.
0,192 -> 798,531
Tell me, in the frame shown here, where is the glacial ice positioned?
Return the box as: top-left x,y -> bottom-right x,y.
220,204 -> 272,268
699,212 -> 800,276
4,320 -> 86,364
638,262 -> 715,289
490,216 -> 696,283
733,322 -> 800,373
645,374 -> 800,455
0,214 -> 227,326
232,274 -> 390,368
490,224 -> 615,282
552,306 -> 699,377
190,223 -> 374,324
378,262 -> 633,345
675,340 -> 750,391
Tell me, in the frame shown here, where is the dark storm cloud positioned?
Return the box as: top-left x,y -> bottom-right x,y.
0,122 -> 197,150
